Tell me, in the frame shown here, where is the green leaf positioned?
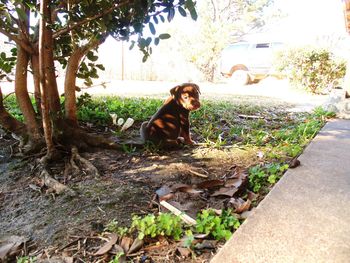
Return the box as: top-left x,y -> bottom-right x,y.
159,33 -> 171,40
87,51 -> 98,62
149,22 -> 156,35
153,16 -> 158,24
159,15 -> 165,23
189,8 -> 198,21
129,41 -> 135,50
167,8 -> 175,22
15,7 -> 28,21
145,37 -> 152,46
142,55 -> 148,63
95,64 -> 105,71
178,6 -> 187,17
154,37 -> 160,46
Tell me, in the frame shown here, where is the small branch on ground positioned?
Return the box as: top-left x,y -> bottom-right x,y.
40,169 -> 76,196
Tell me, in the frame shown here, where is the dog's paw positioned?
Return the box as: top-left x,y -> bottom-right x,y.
177,137 -> 185,144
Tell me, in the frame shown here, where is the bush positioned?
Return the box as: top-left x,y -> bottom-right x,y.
275,47 -> 346,94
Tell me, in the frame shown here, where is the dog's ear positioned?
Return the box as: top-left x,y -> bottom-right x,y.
170,85 -> 181,97
193,84 -> 201,94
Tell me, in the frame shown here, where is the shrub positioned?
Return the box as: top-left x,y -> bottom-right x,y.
275,47 -> 346,94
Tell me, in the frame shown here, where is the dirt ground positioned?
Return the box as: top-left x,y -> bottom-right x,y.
0,128 -> 260,262
0,82 -> 328,262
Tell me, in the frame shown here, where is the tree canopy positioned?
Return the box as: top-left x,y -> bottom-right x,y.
0,0 -> 198,160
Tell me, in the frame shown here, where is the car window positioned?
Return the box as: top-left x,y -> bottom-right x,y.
255,43 -> 270,48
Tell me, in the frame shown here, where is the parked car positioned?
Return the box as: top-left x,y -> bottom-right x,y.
220,41 -> 284,85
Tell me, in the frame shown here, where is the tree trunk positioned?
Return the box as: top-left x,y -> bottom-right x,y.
44,2 -> 61,116
64,49 -> 83,125
15,45 -> 41,142
31,55 -> 41,114
39,0 -> 55,156
64,38 -> 104,125
0,86 -> 26,136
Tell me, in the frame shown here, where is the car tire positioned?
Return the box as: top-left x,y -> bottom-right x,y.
230,70 -> 250,86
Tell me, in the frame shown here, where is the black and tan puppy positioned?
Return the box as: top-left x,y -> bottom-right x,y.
140,83 -> 201,148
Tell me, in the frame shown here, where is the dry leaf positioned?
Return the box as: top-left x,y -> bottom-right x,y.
289,158 -> 300,168
211,187 -> 238,197
93,233 -> 118,256
120,236 -> 132,253
127,238 -> 144,254
235,199 -> 251,213
0,235 -> 27,260
177,247 -> 191,257
247,190 -> 258,201
196,179 -> 224,189
156,186 -> 174,201
194,240 -> 217,250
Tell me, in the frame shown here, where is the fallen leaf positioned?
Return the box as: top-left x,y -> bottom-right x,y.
196,179 -> 224,189
177,247 -> 191,257
235,199 -> 251,213
156,185 -> 174,201
194,240 -> 217,250
37,257 -> 74,263
211,187 -> 238,197
247,191 -> 258,201
93,233 -> 118,256
171,183 -> 191,192
289,158 -> 300,168
0,235 -> 27,260
120,236 -> 132,253
171,184 -> 203,194
127,238 -> 144,254
193,233 -> 209,239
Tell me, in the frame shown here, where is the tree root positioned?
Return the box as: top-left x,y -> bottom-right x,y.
40,169 -> 76,197
64,146 -> 100,178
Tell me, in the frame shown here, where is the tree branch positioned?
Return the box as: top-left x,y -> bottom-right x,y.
52,0 -> 131,39
0,26 -> 35,54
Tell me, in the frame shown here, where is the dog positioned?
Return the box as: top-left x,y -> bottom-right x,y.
140,83 -> 201,148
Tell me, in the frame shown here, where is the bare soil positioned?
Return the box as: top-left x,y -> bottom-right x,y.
0,126 -> 260,262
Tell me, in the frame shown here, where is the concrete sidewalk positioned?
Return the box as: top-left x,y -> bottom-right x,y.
211,119 -> 350,263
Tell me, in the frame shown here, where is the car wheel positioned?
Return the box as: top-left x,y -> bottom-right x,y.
230,70 -> 250,86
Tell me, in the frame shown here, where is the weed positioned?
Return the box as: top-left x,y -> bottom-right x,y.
108,252 -> 124,263
17,257 -> 36,263
104,219 -> 128,237
196,209 -> 240,241
249,163 -> 289,193
130,213 -> 183,240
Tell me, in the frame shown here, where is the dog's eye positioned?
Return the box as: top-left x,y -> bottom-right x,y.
183,96 -> 189,99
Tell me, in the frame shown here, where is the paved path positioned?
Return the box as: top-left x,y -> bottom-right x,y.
211,119 -> 350,263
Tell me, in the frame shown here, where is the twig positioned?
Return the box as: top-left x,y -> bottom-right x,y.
57,237 -> 81,251
187,169 -> 208,178
160,200 -> 196,225
238,114 -> 264,119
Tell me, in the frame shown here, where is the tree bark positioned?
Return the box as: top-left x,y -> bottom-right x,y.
64,38 -> 104,124
15,45 -> 41,141
64,49 -> 83,125
39,0 -> 55,156
31,55 -> 41,113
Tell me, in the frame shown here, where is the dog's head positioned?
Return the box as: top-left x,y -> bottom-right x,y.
170,83 -> 201,111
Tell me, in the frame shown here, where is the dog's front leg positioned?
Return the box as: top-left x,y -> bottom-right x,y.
179,113 -> 195,145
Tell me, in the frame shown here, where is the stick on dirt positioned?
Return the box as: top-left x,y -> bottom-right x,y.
159,200 -> 196,225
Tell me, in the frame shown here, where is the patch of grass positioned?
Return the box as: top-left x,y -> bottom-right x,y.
106,209 -> 241,244
17,257 -> 36,263
248,163 -> 289,193
130,213 -> 183,240
195,209 -> 240,241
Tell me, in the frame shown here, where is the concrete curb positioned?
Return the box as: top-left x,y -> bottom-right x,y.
211,119 -> 350,263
